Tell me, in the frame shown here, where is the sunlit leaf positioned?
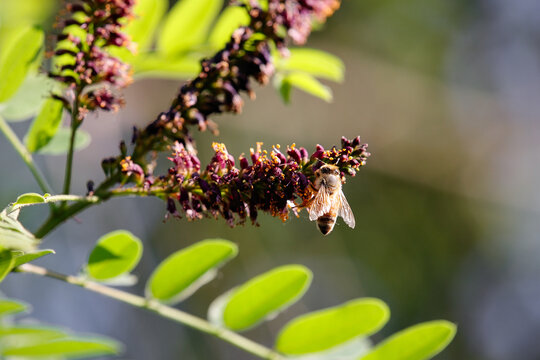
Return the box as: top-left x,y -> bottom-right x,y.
278,48 -> 345,82
0,26 -> 44,102
14,193 -> 45,205
221,265 -> 312,331
283,72 -> 333,102
125,0 -> 167,52
0,228 -> 37,252
0,250 -> 15,282
360,321 -> 457,360
0,326 -> 67,351
37,127 -> 91,155
0,326 -> 66,341
0,207 -> 38,252
25,98 -> 64,153
276,298 -> 389,355
0,73 -> 54,122
0,299 -> 28,316
147,239 -> 238,304
157,0 -> 223,56
86,230 -> 142,281
273,74 -> 291,104
133,54 -> 200,79
2,337 -> 122,358
13,249 -> 55,268
208,6 -> 250,49
0,0 -> 56,29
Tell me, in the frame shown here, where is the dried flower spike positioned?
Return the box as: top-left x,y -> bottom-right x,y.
50,0 -> 135,115
127,0 -> 342,169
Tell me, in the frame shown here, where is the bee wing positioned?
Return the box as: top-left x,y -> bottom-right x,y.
308,185 -> 332,221
338,190 -> 355,228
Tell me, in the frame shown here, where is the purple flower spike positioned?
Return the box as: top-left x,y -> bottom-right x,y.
117,136 -> 369,227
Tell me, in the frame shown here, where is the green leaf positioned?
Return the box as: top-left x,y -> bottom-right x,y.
14,192 -> 45,205
221,265 -> 312,331
25,98 -> 64,153
147,239 -> 238,304
284,72 -> 333,102
208,6 -> 250,49
0,26 -> 44,102
86,230 -> 142,281
37,127 -> 91,155
279,48 -> 345,82
0,213 -> 37,252
0,228 -> 37,252
0,207 -> 38,252
276,298 -> 389,355
0,1 -> 56,30
0,299 -> 28,316
0,250 -> 15,282
126,0 -> 167,52
13,249 -> 55,268
0,326 -> 66,341
0,73 -> 54,122
157,0 -> 223,56
133,54 -> 200,79
2,337 -> 122,358
360,321 -> 457,360
0,326 -> 67,351
273,74 -> 291,104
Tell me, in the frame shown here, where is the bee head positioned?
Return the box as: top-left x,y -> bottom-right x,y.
319,165 -> 339,176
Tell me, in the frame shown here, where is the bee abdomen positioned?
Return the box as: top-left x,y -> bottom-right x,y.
317,215 -> 336,235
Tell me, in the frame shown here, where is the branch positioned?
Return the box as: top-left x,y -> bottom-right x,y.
35,174 -> 119,238
0,115 -> 54,196
17,264 -> 284,360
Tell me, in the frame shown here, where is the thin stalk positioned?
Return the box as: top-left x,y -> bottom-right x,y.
0,115 -> 54,195
35,174 -> 201,238
35,200 -> 92,238
62,96 -> 80,196
35,174 -> 119,238
18,264 -> 284,360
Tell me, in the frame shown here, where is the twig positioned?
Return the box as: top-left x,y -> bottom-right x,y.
18,264 -> 284,360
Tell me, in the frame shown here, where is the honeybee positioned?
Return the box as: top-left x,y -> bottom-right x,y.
306,164 -> 355,235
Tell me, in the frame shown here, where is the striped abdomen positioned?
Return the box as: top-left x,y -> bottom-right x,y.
317,213 -> 337,235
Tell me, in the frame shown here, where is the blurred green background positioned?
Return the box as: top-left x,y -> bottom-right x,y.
2,0 -> 540,359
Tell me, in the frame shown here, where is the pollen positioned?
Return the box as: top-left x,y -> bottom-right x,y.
212,142 -> 228,155
120,156 -> 131,171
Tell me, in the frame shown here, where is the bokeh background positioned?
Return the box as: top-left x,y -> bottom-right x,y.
2,0 -> 540,359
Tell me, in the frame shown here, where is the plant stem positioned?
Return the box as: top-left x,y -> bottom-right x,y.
35,174 -> 119,238
18,264 -> 284,360
0,115 -> 54,195
62,96 -> 80,196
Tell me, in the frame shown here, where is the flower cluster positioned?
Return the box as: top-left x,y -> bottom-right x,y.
50,0 -> 134,116
128,0 -> 342,168
260,0 -> 341,47
120,137 -> 369,226
95,0 -> 351,229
